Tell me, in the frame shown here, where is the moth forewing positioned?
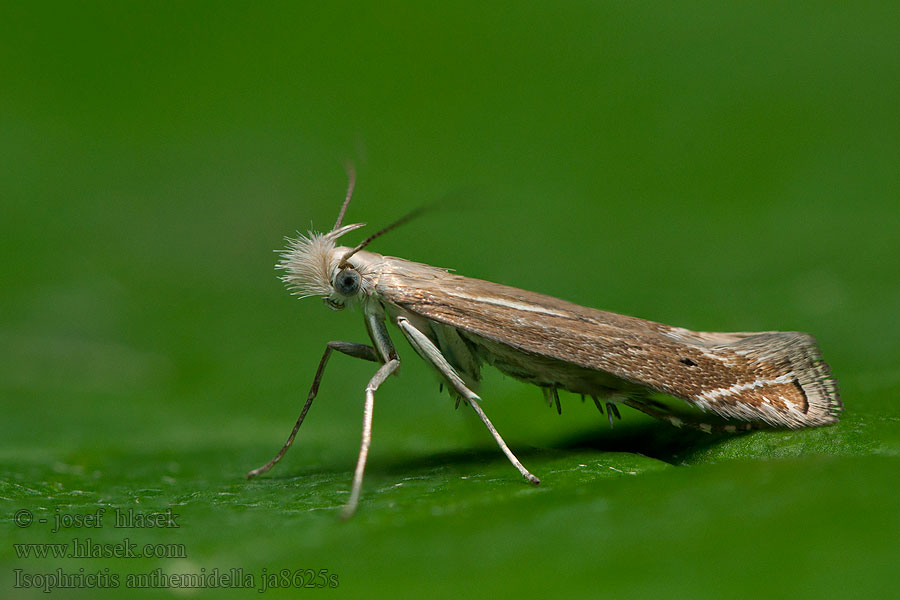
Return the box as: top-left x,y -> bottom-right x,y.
254,183 -> 841,518
371,258 -> 840,428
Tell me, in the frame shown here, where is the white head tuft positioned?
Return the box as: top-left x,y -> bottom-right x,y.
277,223 -> 365,299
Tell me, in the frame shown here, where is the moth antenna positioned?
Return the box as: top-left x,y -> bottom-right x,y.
332,162 -> 356,231
339,205 -> 426,267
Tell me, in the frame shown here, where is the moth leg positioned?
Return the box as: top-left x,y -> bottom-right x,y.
341,357 -> 400,520
542,385 -> 562,414
606,402 -> 621,428
246,341 -> 379,479
396,317 -> 540,486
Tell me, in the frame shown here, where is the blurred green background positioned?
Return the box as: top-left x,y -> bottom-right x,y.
2,2 -> 899,598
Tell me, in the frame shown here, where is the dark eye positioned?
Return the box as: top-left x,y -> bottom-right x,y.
335,269 -> 361,296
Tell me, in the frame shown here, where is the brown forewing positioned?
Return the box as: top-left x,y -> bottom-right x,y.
373,257 -> 839,426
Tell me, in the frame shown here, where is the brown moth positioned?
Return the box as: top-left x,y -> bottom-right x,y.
248,175 -> 841,518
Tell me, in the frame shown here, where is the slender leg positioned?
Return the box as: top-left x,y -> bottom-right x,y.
467,398 -> 540,485
246,341 -> 379,479
396,317 -> 540,486
341,358 -> 400,519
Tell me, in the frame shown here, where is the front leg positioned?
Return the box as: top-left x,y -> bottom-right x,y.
396,317 -> 540,486
341,357 -> 400,519
339,310 -> 403,518
246,341 -> 379,479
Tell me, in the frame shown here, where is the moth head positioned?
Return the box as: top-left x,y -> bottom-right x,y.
277,223 -> 371,310
277,166 -> 420,310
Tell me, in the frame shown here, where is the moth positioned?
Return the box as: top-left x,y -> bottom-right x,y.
248,175 -> 841,518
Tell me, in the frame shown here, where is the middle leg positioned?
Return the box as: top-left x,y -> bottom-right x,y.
396,317 -> 540,485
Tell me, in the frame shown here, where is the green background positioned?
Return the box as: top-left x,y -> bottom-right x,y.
2,2 -> 898,598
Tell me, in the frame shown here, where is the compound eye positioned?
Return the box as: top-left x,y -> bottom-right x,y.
335,268 -> 361,296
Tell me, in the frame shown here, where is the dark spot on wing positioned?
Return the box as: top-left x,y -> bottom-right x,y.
680,358 -> 697,367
